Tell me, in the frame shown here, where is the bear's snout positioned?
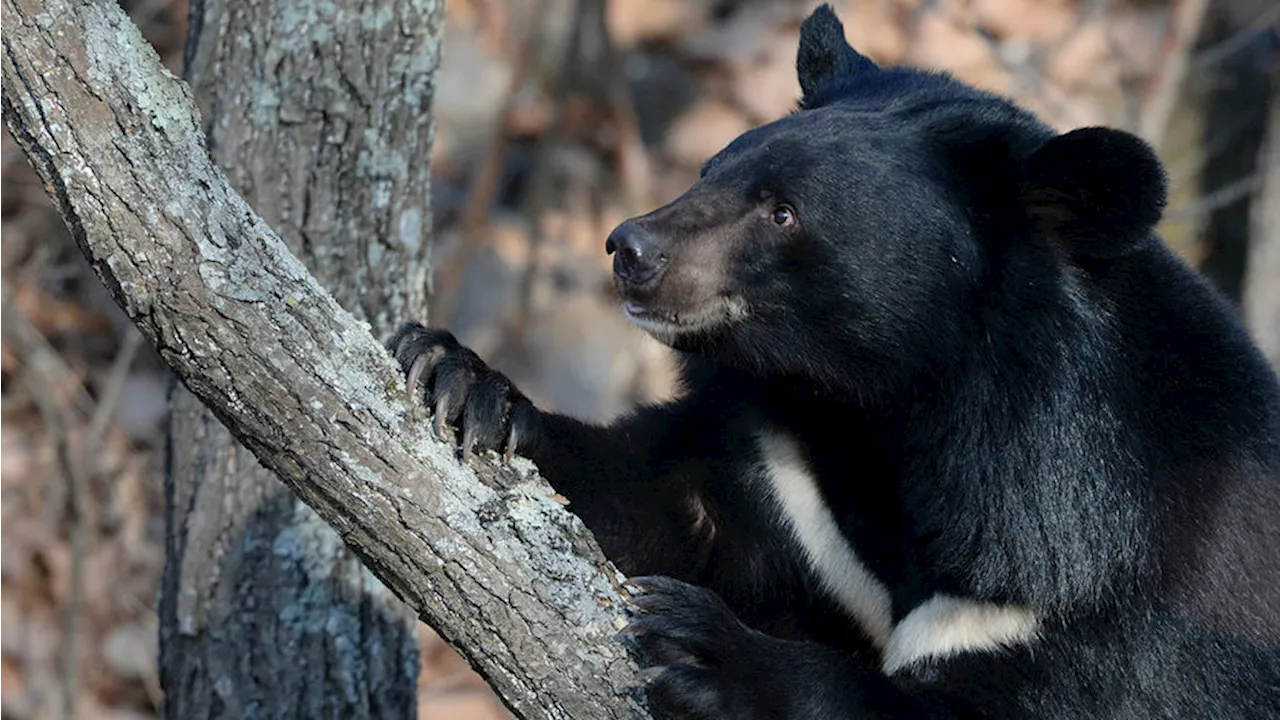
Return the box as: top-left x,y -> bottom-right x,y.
607,220 -> 669,289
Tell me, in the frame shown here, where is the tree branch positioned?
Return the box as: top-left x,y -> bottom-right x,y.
1,0 -> 650,717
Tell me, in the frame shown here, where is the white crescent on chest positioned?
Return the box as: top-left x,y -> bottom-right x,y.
754,430 -> 1039,671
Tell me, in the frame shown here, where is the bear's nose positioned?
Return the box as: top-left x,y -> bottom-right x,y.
606,221 -> 667,288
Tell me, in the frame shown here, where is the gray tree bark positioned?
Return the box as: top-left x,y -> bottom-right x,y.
158,0 -> 440,716
1,0 -> 651,718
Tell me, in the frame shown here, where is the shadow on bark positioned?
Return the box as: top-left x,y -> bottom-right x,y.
159,404 -> 419,719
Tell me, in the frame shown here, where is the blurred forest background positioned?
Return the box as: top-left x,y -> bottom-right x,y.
2,0 -> 1277,717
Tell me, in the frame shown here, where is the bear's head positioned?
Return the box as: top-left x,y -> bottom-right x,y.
607,4 -> 1167,394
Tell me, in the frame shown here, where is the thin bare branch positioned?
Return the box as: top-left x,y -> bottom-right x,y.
1191,5 -> 1280,72
1165,167 -> 1267,221
0,297 -> 91,720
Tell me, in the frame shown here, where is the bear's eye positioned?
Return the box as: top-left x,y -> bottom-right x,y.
771,205 -> 796,228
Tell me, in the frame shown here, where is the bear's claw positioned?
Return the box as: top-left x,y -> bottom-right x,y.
388,322 -> 536,461
624,576 -> 758,719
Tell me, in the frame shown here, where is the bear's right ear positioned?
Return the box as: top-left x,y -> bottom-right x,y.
797,4 -> 876,109
1023,127 -> 1168,259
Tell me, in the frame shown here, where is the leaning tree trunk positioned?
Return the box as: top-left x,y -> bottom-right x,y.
2,0 -> 650,714
159,0 -> 441,716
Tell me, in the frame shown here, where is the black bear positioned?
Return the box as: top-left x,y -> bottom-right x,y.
391,5 -> 1280,718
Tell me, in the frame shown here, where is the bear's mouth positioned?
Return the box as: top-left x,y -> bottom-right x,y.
621,296 -> 748,343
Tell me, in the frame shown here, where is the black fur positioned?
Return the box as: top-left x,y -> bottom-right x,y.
1024,127 -> 1168,259
796,4 -> 876,108
391,4 -> 1280,717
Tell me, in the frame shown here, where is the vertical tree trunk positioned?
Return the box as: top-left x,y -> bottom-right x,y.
158,0 -> 442,716
1196,4 -> 1277,303
1245,88 -> 1280,368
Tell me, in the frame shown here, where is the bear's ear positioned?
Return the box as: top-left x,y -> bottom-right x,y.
797,4 -> 876,108
1023,127 -> 1168,259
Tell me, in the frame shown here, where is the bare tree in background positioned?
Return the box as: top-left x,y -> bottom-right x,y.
159,0 -> 441,715
1196,1 -> 1278,304
1245,89 -> 1280,367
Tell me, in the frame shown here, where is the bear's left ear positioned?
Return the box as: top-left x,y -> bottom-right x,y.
1023,127 -> 1168,259
797,4 -> 876,109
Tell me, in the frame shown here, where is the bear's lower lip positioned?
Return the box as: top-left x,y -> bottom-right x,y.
623,300 -> 679,325
622,300 -> 684,335
620,296 -> 748,341
623,300 -> 653,318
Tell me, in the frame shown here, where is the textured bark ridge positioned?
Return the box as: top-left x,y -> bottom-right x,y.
160,0 -> 441,715
1,0 -> 651,717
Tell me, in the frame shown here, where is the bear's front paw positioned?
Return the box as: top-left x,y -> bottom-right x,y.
388,322 -> 537,460
625,576 -> 769,720
625,577 -> 888,719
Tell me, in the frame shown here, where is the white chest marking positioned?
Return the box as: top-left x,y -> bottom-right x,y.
881,594 -> 1040,674
756,431 -> 894,649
